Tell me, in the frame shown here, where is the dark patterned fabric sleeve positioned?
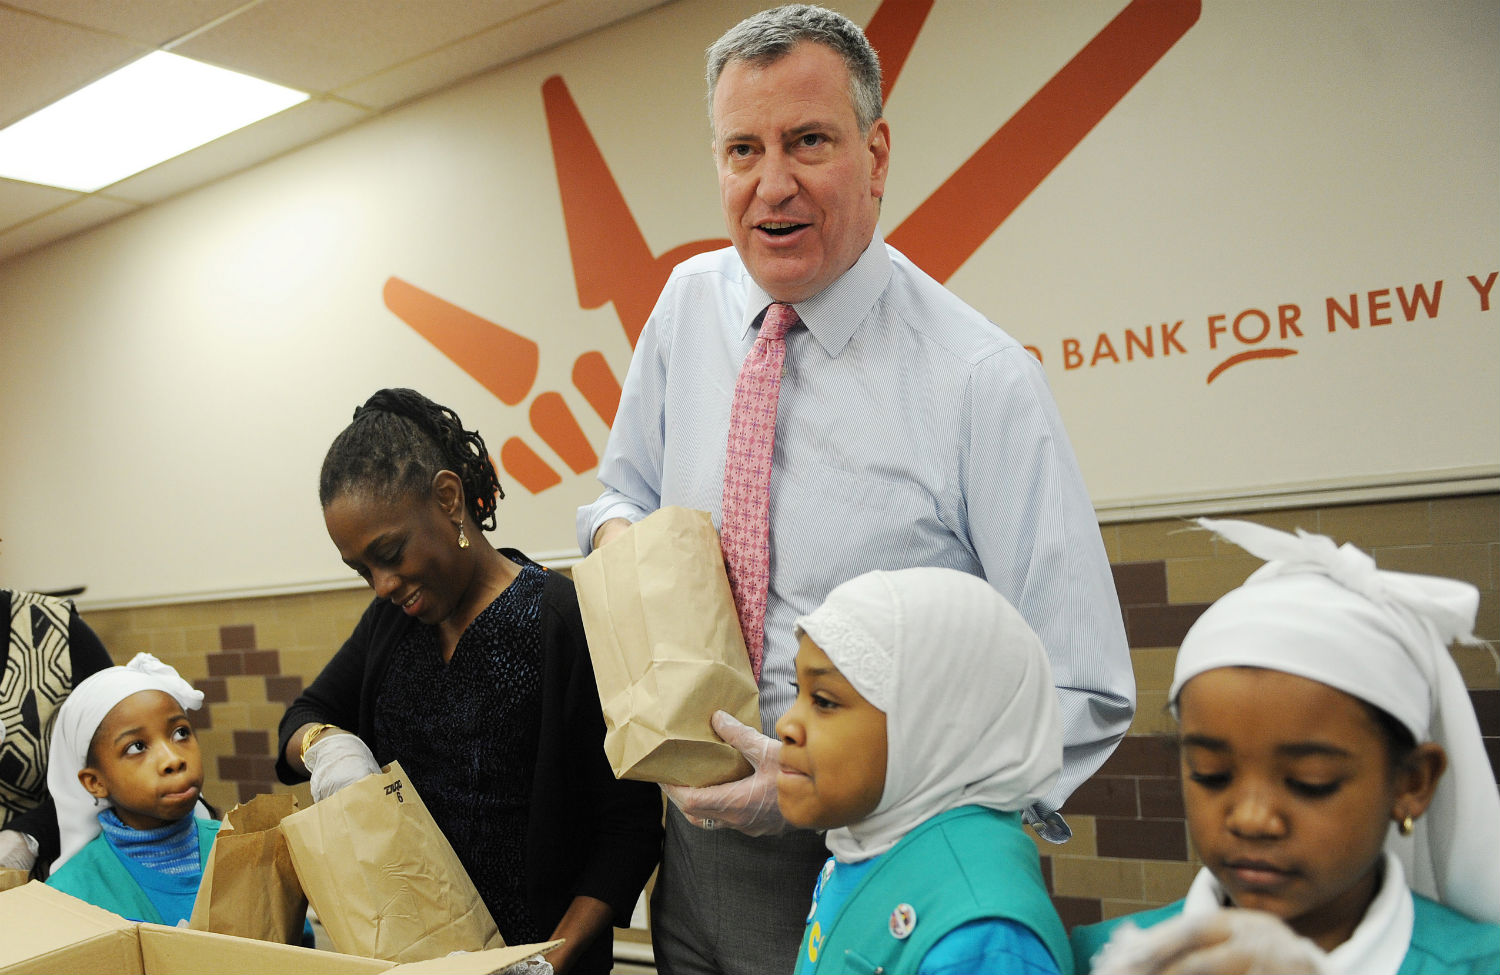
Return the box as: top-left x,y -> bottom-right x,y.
275,599 -> 383,783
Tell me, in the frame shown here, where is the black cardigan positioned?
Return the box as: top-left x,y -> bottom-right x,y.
276,553 -> 661,974
1,590 -> 114,872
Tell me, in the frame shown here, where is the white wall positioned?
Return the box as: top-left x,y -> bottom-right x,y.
1,0 -> 1495,605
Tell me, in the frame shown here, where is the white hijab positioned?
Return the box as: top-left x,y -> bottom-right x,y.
1170,518 -> 1500,925
47,652 -> 205,873
795,567 -> 1062,863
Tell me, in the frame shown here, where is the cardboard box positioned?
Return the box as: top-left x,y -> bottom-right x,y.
0,883 -> 558,975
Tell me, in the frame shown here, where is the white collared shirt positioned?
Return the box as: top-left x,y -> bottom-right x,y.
578,238 -> 1133,809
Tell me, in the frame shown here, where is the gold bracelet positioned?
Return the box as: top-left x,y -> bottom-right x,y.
299,722 -> 338,764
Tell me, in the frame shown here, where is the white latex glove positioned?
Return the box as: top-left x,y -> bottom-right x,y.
1091,909 -> 1328,975
0,829 -> 38,872
663,710 -> 786,837
304,732 -> 381,802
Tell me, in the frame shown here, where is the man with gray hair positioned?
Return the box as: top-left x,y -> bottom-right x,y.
578,6 -> 1134,972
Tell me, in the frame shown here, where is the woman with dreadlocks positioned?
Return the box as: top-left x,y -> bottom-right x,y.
276,388 -> 662,974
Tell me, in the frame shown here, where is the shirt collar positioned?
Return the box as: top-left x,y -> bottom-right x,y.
739,235 -> 892,356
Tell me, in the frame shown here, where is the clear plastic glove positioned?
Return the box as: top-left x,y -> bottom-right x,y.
1091,909 -> 1328,975
448,951 -> 553,975
304,732 -> 381,802
0,829 -> 38,872
497,954 -> 554,975
663,710 -> 785,837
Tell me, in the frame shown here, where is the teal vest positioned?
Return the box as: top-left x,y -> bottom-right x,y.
799,806 -> 1070,974
48,818 -> 218,924
1070,893 -> 1500,975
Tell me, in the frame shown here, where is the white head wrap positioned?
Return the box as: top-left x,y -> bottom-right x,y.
1170,518 -> 1500,924
795,567 -> 1062,862
47,652 -> 205,873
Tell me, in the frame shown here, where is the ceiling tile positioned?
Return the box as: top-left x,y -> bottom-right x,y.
105,98 -> 373,204
5,0 -> 249,47
0,0 -> 672,268
0,6 -> 147,127
171,0 -> 556,95
0,195 -> 140,265
0,178 -> 83,231
334,0 -> 672,109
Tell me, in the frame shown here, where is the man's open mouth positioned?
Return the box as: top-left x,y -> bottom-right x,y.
759,221 -> 804,236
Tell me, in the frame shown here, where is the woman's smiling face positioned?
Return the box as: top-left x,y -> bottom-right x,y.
323,483 -> 469,627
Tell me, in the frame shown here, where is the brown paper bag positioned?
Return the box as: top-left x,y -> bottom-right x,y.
188,792 -> 307,943
573,505 -> 762,787
0,867 -> 28,893
279,762 -> 504,963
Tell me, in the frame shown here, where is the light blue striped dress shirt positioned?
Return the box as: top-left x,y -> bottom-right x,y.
578,238 -> 1134,811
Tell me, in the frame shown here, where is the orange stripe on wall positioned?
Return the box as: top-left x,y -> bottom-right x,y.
572,351 -> 622,426
530,392 -> 597,474
500,437 -> 561,493
383,277 -> 540,406
887,0 -> 1200,283
864,0 -> 936,103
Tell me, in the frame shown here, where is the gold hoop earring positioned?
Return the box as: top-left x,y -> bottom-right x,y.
457,524 -> 470,549
1399,815 -> 1414,836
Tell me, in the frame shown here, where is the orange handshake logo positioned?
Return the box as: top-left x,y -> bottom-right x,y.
383,0 -> 1200,493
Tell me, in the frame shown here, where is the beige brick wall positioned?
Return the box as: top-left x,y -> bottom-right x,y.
1042,492 -> 1499,928
73,492 -> 1500,931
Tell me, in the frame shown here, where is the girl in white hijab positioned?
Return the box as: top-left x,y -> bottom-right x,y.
1072,518 -> 1500,975
776,567 -> 1068,975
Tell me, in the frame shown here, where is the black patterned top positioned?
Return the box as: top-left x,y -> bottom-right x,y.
278,550 -> 664,975
374,562 -> 545,944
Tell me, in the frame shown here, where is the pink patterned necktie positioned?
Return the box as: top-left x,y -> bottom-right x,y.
721,302 -> 799,682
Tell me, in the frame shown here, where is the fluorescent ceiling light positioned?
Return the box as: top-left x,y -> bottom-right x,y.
0,51 -> 309,193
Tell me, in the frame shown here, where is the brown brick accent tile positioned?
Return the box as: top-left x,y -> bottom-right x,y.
1131,648 -> 1178,693
1143,860 -> 1201,903
1455,645 -> 1500,690
1139,776 -> 1185,819
1052,855 -> 1143,900
198,677 -> 228,704
1165,555 -> 1260,605
1112,561 -> 1167,606
193,707 -> 212,730
219,624 -> 257,650
1214,508 -> 1309,534
1472,690 -> 1499,736
1430,494 -> 1500,542
1319,500 -> 1430,548
265,675 -> 304,706
243,650 -> 281,675
1096,817 -> 1188,861
1117,521 -> 1215,561
1051,895 -> 1102,930
236,780 -> 274,803
1097,735 -> 1179,778
219,755 -> 277,780
233,730 -> 270,755
1066,776 -> 1137,818
1124,603 -> 1211,648
206,652 -> 244,677
1374,543 -> 1491,592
